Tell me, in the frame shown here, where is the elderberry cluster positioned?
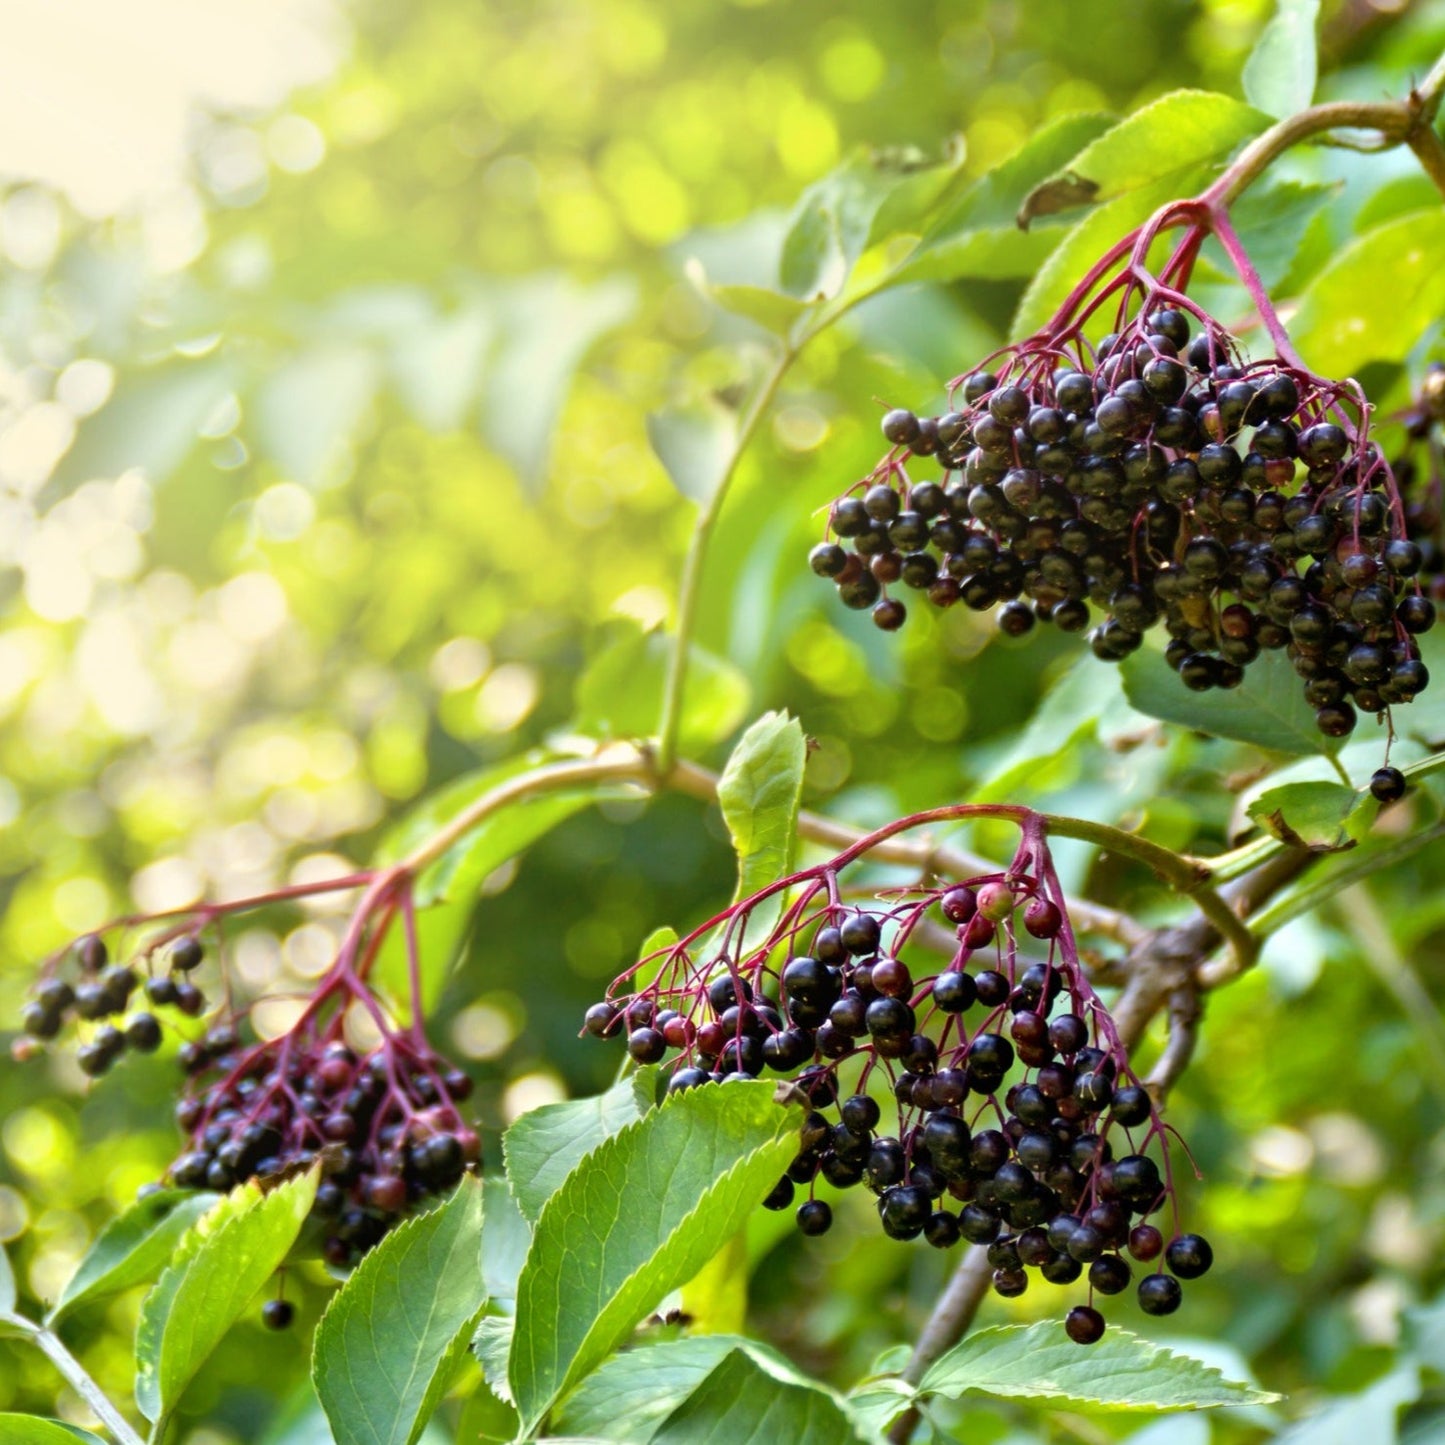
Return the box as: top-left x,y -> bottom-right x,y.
16,934 -> 204,1076
810,309 -> 1433,738
583,843 -> 1211,1340
18,894 -> 480,1280
170,1031 -> 477,1269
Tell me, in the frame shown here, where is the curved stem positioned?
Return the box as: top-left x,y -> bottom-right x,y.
2,1312 -> 147,1445
656,347 -> 798,776
1203,52 -> 1445,210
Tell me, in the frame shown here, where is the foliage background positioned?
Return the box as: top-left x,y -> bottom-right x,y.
2,0 -> 1445,1439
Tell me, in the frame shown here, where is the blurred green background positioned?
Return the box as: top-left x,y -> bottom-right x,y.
2,0 -> 1445,1439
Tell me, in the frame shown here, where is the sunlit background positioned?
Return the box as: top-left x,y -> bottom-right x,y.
0,0 -> 1443,1437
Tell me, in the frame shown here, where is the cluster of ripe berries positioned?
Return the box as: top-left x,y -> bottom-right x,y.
584,864 -> 1209,1340
809,310 -> 1433,738
19,914 -> 479,1302
170,1027 -> 477,1271
18,934 -> 205,1076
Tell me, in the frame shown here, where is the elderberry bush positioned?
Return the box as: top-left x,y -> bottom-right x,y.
810,306 -> 1433,740
16,884 -> 479,1276
582,819 -> 1210,1340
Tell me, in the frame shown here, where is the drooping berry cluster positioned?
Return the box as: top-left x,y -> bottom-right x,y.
17,872 -> 479,1274
1395,361 -> 1445,600
582,810 -> 1210,1339
809,206 -> 1433,739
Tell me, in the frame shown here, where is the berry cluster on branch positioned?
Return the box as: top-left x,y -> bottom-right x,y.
582,811 -> 1210,1341
809,201 -> 1434,740
16,871 -> 478,1280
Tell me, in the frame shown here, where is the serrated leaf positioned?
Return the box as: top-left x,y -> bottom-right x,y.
1120,643 -> 1336,757
846,1378 -> 917,1438
474,1314 -> 516,1405
1291,210 -> 1445,379
919,1322 -> 1279,1411
314,1178 -> 485,1445
0,1418 -> 107,1444
1246,780 -> 1366,852
573,625 -> 751,752
507,1082 -> 803,1431
646,403 -> 739,507
48,1190 -> 218,1325
502,1072 -> 653,1222
651,1349 -> 865,1445
135,1170 -> 318,1424
717,711 -> 805,949
1021,91 -> 1269,222
1243,0 -> 1320,120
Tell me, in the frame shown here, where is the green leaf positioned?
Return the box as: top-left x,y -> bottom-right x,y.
314,1178 -> 485,1445
889,115 -> 1114,284
474,1314 -> 516,1405
554,1335 -> 828,1442
646,402 -> 739,507
716,711 -> 806,948
481,274 -> 637,494
1246,780 -> 1366,852
573,625 -> 751,752
1201,180 -> 1336,292
0,1418 -> 107,1444
705,282 -> 811,338
481,1177 -> 532,1302
973,657 -> 1133,802
501,1072 -> 653,1222
845,1378 -> 917,1438
48,1190 -> 218,1325
779,149 -> 958,299
1291,210 -> 1445,379
1019,91 -> 1269,222
135,1169 -> 318,1424
1013,171 -> 1210,339
456,1378 -> 521,1443
1121,643 -> 1335,757
651,1349 -> 865,1445
1273,1364 -> 1419,1443
919,1322 -> 1280,1411
507,1081 -> 803,1432
950,112 -> 1115,232
1243,0 -> 1320,120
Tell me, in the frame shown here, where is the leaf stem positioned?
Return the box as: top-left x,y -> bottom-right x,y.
1,1312 -> 147,1445
655,346 -> 799,776
1203,52 -> 1445,210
